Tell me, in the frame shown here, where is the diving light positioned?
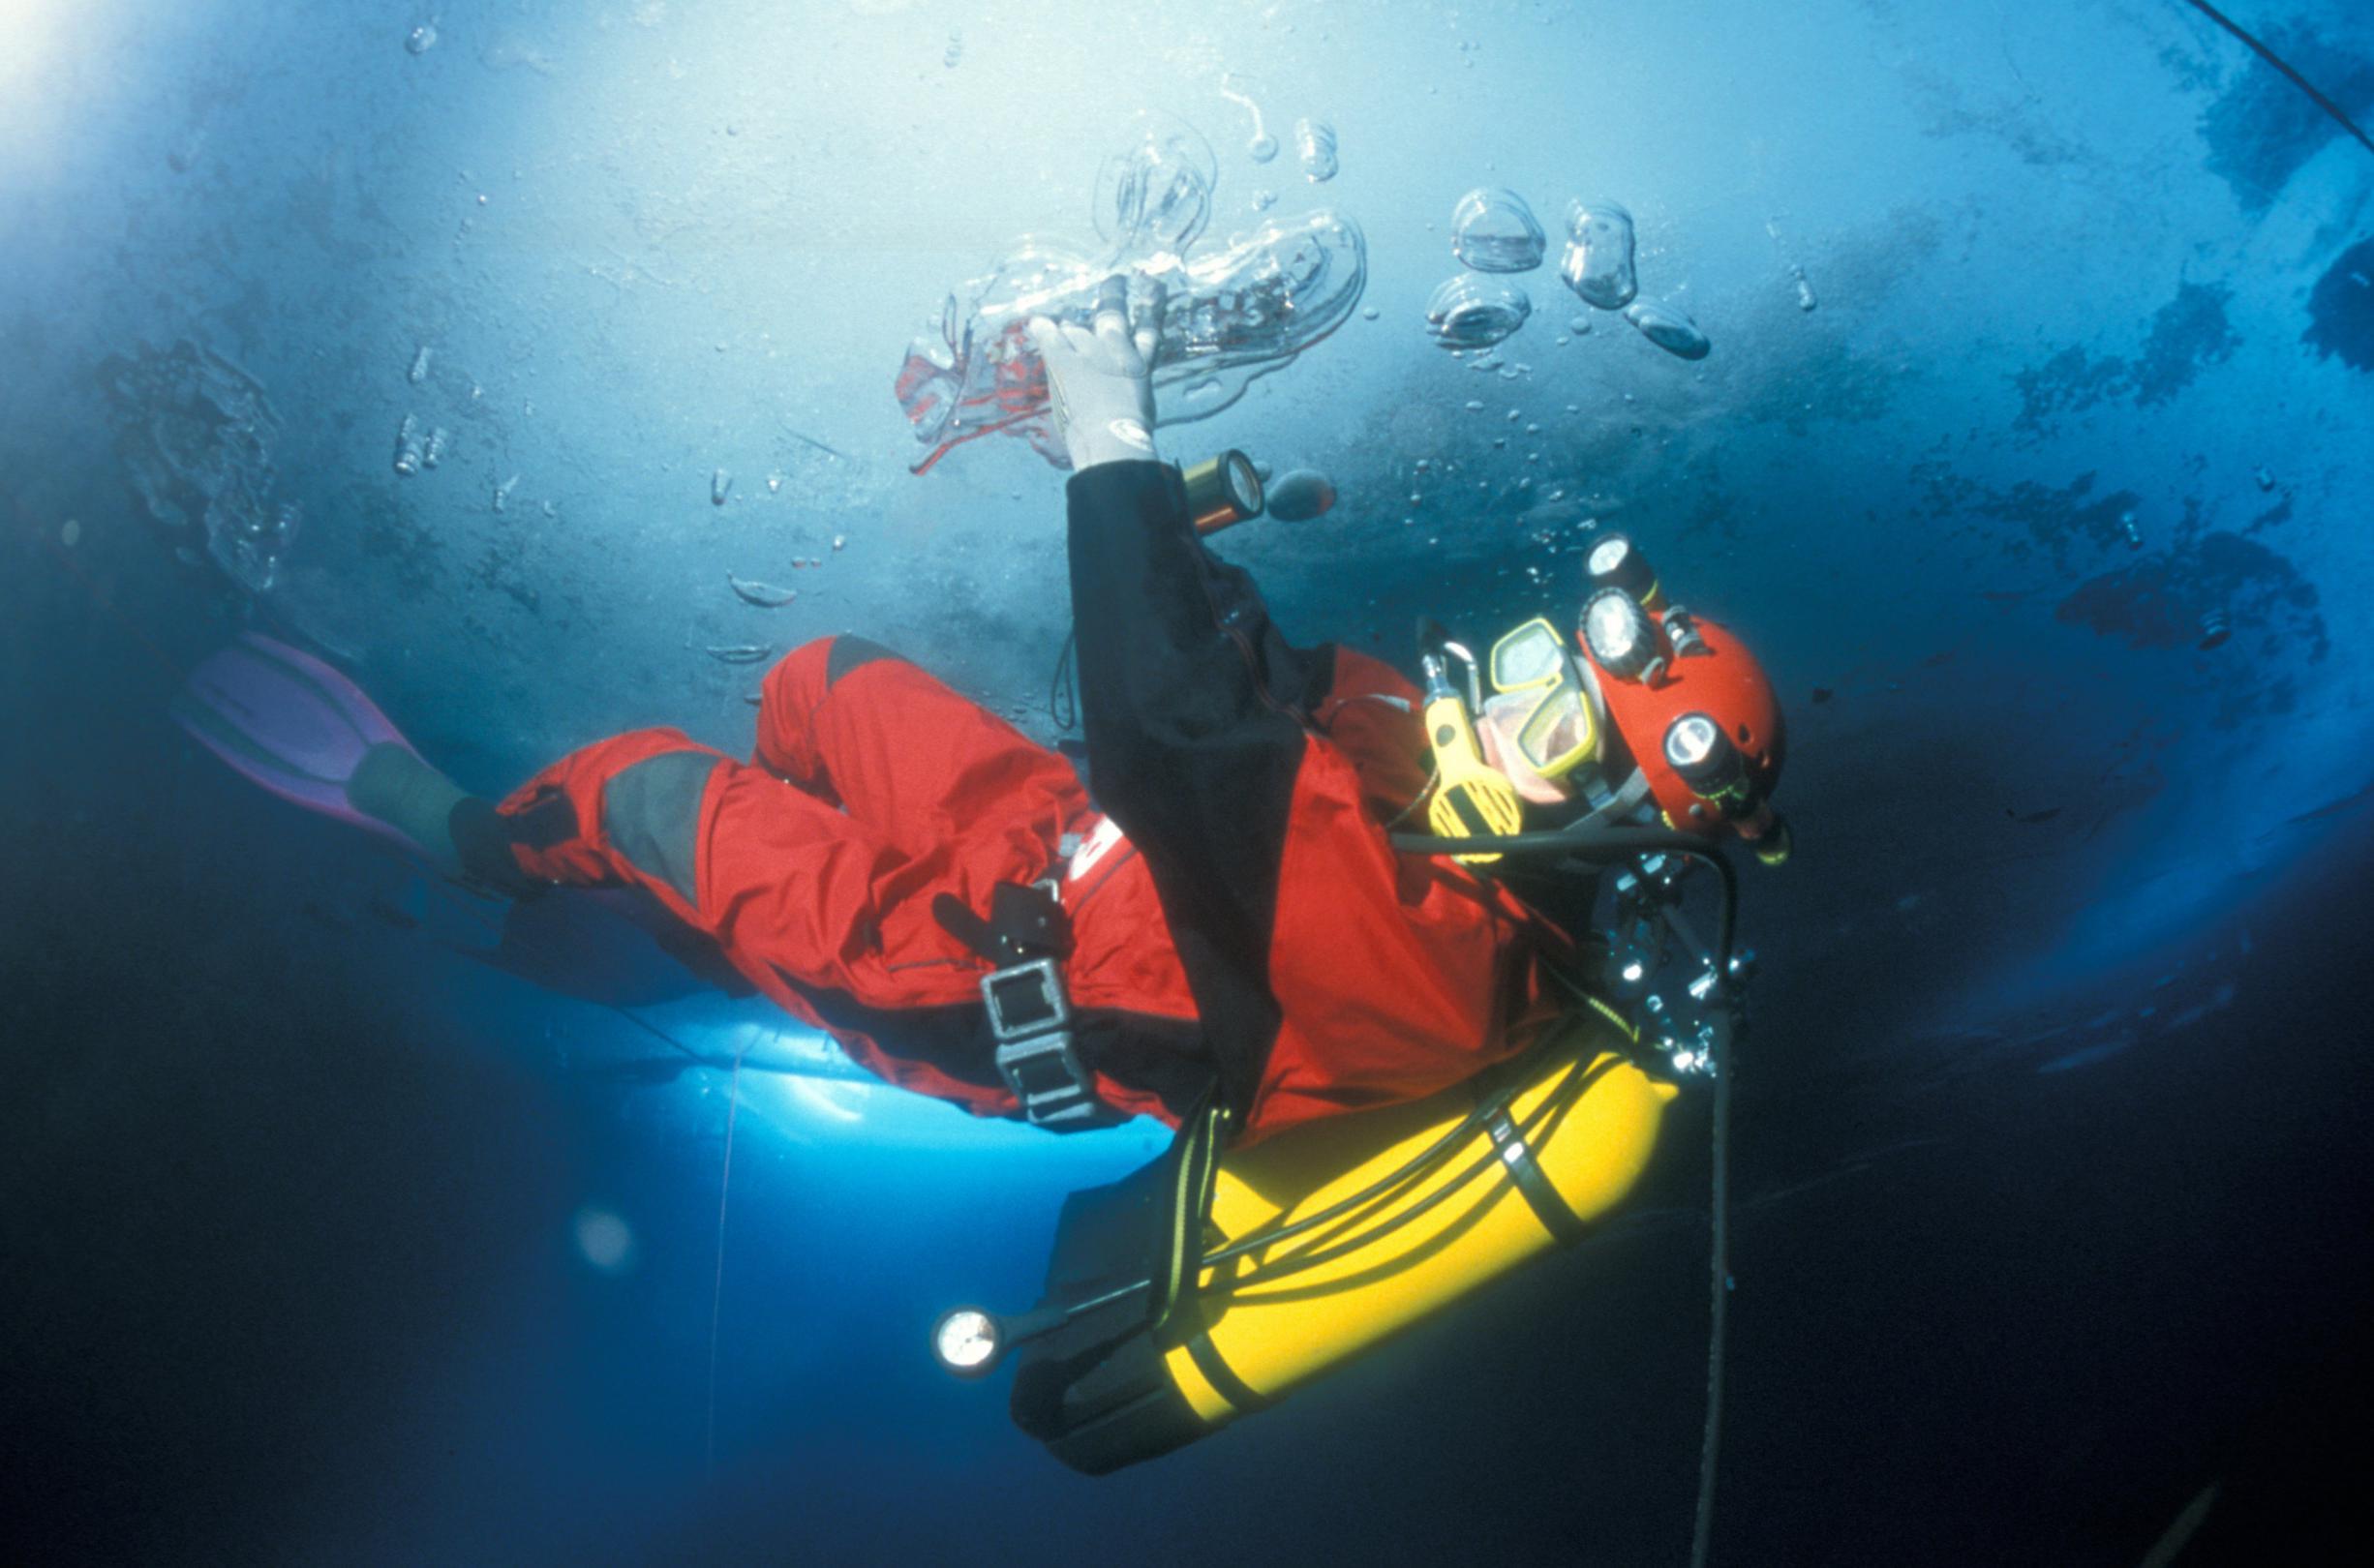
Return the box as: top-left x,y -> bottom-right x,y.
1585,533 -> 1660,608
930,1307 -> 1006,1378
1184,450 -> 1265,534
1582,588 -> 1664,682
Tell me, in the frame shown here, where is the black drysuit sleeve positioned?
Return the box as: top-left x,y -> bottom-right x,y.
1064,461 -> 1338,1119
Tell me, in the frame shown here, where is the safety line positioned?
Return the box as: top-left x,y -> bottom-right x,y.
2180,0 -> 2374,156
1689,1022 -> 1734,1568
703,1040 -> 751,1476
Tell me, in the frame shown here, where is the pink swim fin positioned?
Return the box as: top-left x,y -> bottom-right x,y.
171,634 -> 426,854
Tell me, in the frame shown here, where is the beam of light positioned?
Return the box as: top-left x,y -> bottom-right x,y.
784,1075 -> 866,1126
0,0 -> 63,101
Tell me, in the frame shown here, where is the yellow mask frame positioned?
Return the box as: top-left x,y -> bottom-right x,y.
1486,618 -> 1602,780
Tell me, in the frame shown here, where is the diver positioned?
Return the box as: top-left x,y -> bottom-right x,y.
176,274 -> 1786,1150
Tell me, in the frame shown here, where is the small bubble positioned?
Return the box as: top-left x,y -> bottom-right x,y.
1464,399 -> 1485,411
573,1207 -> 636,1274
1248,132 -> 1279,163
405,22 -> 438,55
1361,305 -> 1381,320
1293,118 -> 1338,183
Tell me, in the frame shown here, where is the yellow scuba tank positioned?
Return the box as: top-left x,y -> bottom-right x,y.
1006,1003 -> 1679,1474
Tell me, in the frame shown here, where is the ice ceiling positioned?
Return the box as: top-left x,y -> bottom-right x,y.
6,0 -> 2372,1031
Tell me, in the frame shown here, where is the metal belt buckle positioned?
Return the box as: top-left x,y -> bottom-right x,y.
982,957 -> 1101,1127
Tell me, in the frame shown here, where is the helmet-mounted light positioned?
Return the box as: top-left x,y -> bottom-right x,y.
1582,588 -> 1664,682
1585,532 -> 1661,609
1662,711 -> 1753,817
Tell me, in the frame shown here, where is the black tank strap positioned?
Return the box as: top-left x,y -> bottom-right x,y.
1484,1106 -> 1591,1247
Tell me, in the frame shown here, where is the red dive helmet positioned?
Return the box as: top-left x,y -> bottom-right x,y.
1572,534 -> 1790,864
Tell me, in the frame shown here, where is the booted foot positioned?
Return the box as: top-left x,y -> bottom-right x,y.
346,743 -> 468,873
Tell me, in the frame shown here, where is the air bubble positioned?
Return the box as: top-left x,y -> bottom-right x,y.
1293,118 -> 1338,183
1558,199 -> 1636,311
1267,469 -> 1337,521
1425,275 -> 1532,350
1451,187 -> 1546,273
1622,298 -> 1710,360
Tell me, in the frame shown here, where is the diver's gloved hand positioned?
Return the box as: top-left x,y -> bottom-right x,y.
1027,274 -> 1163,471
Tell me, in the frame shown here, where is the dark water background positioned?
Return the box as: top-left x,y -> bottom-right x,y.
7,1 -> 2373,1562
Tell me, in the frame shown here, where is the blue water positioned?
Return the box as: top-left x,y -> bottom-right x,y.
6,1 -> 2373,1562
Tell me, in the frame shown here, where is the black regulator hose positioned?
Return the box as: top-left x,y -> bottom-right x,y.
1388,823 -> 1741,980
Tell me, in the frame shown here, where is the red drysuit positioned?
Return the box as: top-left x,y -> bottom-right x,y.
485,464 -> 1573,1142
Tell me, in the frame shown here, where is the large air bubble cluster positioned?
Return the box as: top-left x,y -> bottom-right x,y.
898,114 -> 1367,473
97,339 -> 300,593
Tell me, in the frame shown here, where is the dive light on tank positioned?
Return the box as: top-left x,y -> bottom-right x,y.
1665,710 -> 1790,863
1662,712 -> 1750,814
930,1302 -> 1072,1378
1183,451 -> 1265,534
1585,533 -> 1662,610
930,1307 -> 1006,1378
1582,587 -> 1666,683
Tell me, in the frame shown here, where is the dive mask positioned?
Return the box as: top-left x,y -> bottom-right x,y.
1483,617 -> 1602,781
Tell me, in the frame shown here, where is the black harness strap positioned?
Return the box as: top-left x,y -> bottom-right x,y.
1181,1326 -> 1271,1416
1146,1087 -> 1229,1337
1484,1106 -> 1592,1247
